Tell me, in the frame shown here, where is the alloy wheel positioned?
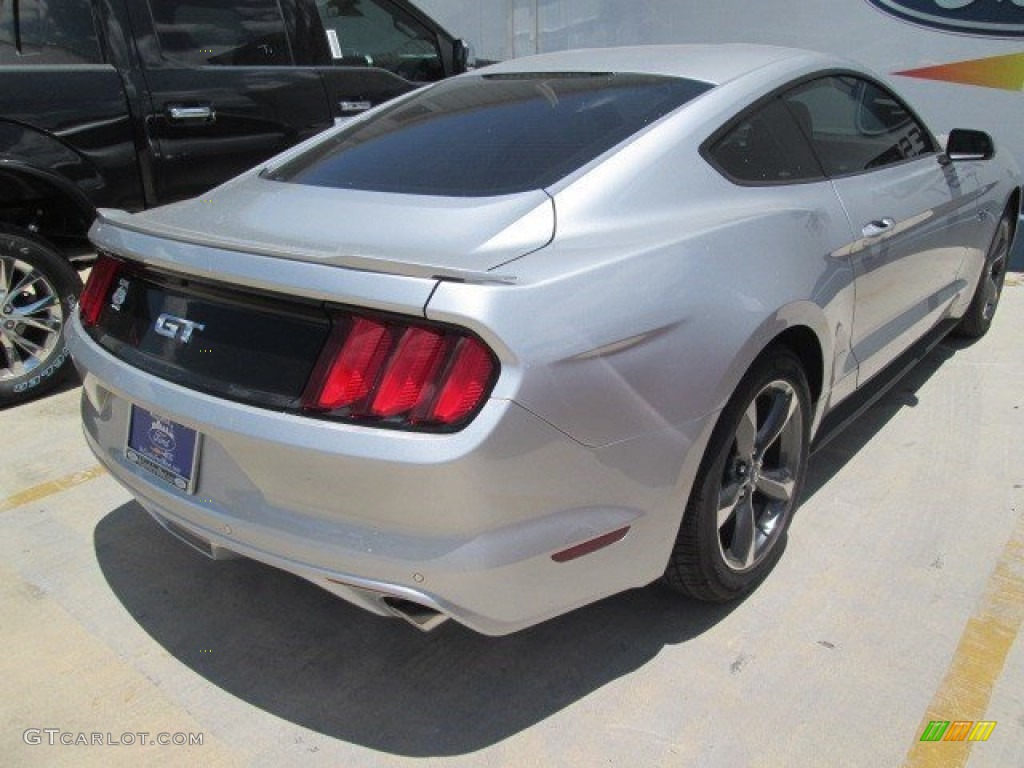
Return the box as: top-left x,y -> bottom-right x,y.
981,219 -> 1010,321
716,379 -> 804,572
0,255 -> 65,382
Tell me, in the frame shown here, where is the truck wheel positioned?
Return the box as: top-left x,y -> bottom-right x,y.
0,226 -> 83,406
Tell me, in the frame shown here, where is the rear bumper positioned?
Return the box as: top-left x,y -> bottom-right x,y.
68,313 -> 712,635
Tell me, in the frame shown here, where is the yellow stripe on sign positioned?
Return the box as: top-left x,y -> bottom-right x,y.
0,465 -> 108,513
968,721 -> 997,743
905,511 -> 1024,767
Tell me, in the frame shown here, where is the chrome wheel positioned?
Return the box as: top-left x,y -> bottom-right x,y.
0,254 -> 65,383
716,379 -> 804,572
0,227 -> 81,406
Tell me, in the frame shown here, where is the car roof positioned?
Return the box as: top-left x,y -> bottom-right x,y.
478,44 -> 842,86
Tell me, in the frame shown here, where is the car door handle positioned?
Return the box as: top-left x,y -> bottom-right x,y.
861,218 -> 895,238
166,104 -> 216,123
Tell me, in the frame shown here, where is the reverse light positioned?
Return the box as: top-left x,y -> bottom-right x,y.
79,254 -> 123,327
302,312 -> 498,430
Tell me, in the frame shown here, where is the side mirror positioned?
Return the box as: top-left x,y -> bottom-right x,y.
942,128 -> 995,163
453,39 -> 475,73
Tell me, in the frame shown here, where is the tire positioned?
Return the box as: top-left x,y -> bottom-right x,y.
954,214 -> 1012,339
663,348 -> 811,601
0,226 -> 83,407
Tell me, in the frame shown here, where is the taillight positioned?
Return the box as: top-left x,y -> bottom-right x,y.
302,312 -> 498,430
79,254 -> 123,327
370,327 -> 445,417
310,317 -> 392,410
426,337 -> 495,424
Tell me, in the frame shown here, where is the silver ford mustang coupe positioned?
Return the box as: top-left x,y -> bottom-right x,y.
67,45 -> 1019,635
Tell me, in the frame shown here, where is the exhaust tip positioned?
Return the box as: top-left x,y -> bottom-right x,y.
381,597 -> 449,632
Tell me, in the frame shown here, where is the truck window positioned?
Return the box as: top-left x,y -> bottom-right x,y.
0,0 -> 101,64
315,0 -> 443,82
147,0 -> 292,66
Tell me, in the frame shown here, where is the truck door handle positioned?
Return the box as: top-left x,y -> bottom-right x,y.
861,218 -> 895,238
166,104 -> 216,123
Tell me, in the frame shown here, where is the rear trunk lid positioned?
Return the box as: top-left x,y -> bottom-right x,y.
84,259 -> 333,409
84,176 -> 549,412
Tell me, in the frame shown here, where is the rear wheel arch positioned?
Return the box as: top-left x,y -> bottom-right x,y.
765,326 -> 824,410
704,307 -> 833,439
0,163 -> 98,258
730,310 -> 830,415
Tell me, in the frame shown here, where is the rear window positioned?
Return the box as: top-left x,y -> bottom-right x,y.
265,72 -> 712,197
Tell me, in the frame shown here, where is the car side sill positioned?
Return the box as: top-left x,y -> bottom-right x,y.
811,318 -> 958,454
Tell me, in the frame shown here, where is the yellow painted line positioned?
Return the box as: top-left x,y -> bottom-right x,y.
0,465 -> 108,513
904,510 -> 1024,767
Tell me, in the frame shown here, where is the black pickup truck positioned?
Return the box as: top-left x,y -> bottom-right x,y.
0,0 -> 470,405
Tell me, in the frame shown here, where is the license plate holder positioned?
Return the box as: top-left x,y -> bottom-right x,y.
125,405 -> 201,494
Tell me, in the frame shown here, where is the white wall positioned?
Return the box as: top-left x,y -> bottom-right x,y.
417,0 -> 1024,174
419,0 -> 1024,64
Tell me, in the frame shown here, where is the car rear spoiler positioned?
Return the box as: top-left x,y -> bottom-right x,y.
93,209 -> 518,285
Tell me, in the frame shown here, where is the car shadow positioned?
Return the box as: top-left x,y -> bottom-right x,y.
92,330 -> 967,756
94,502 -> 742,756
804,337 -> 957,499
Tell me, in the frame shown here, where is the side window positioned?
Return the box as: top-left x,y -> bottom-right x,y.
147,0 -> 291,66
0,0 -> 101,64
708,97 -> 823,184
783,76 -> 936,176
315,0 -> 442,82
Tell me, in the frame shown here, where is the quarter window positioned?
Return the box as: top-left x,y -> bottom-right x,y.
147,0 -> 291,66
314,0 -> 442,82
0,0 -> 101,64
708,98 -> 823,184
782,76 -> 935,176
